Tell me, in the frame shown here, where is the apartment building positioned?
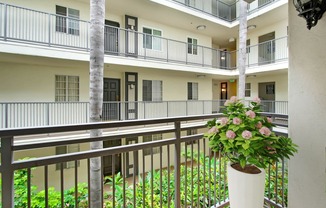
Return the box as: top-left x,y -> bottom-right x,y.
0,0 -> 290,191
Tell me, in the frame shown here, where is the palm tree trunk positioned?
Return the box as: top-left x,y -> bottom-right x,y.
238,0 -> 248,99
89,0 -> 105,207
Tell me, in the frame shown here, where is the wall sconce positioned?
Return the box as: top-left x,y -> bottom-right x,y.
293,0 -> 326,29
129,84 -> 134,89
196,74 -> 206,78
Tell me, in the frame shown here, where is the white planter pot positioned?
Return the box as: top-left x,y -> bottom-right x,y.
227,163 -> 265,208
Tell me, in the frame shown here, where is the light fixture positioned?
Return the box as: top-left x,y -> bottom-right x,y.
293,0 -> 326,30
247,25 -> 256,30
196,25 -> 206,30
242,0 -> 255,3
196,74 -> 206,78
229,37 -> 235,42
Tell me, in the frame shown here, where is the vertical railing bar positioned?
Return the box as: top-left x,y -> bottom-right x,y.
167,145 -> 171,208
133,151 -> 137,208
151,147 -> 154,208
160,146 -> 163,208
123,152 -> 126,208
87,158 -> 91,208
218,152 -> 222,204
197,139 -> 200,206
214,151 -> 217,206
142,149 -> 145,208
223,158 -> 227,202
275,161 -> 279,204
208,147 -> 211,207
112,154 -> 116,208
4,3 -> 7,41
48,13 -> 51,46
191,142 -> 194,206
44,165 -> 49,208
174,121 -> 181,207
101,157 -> 104,207
60,162 -> 64,208
74,160 -> 78,208
282,159 -> 285,207
5,103 -> 8,128
203,138 -> 206,206
184,141 -> 188,208
27,168 -> 31,208
268,164 -> 271,199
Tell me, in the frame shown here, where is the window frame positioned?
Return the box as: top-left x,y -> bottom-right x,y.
55,5 -> 80,35
143,134 -> 162,156
55,75 -> 80,102
55,144 -> 80,170
245,83 -> 251,97
142,27 -> 162,51
187,37 -> 198,55
187,82 -> 198,100
142,80 -> 163,102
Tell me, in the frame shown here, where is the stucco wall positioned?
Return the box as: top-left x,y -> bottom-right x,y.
288,1 -> 326,207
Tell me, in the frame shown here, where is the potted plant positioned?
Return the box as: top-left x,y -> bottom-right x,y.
205,96 -> 298,208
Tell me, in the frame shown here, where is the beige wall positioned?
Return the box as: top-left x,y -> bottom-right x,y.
245,72 -> 288,101
288,2 -> 326,208
0,61 -> 89,102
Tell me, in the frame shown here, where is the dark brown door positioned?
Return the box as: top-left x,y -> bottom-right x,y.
103,139 -> 121,176
220,82 -> 228,99
103,78 -> 120,120
125,72 -> 138,120
125,15 -> 138,57
104,20 -> 120,55
125,137 -> 139,177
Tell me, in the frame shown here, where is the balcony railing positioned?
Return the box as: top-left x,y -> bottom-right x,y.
0,3 -> 288,70
0,114 -> 288,207
0,100 -> 288,129
171,0 -> 281,22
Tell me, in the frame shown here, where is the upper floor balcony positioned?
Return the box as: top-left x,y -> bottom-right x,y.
163,0 -> 286,22
0,3 -> 288,73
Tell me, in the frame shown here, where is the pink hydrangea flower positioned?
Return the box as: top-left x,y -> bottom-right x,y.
226,130 -> 236,139
256,121 -> 263,129
224,100 -> 231,106
220,117 -> 229,125
267,117 -> 273,123
253,97 -> 261,104
259,127 -> 271,136
208,126 -> 219,134
233,117 -> 242,125
242,130 -> 252,139
230,96 -> 238,103
246,110 -> 256,119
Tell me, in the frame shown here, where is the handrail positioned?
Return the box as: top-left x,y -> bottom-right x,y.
0,3 -> 289,71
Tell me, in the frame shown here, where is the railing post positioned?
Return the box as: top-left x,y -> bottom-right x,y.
1,136 -> 14,208
5,103 -> 8,128
166,39 -> 169,62
4,4 -> 7,41
174,121 -> 181,207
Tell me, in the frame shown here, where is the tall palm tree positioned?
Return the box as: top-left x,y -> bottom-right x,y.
89,0 -> 105,207
238,0 -> 248,99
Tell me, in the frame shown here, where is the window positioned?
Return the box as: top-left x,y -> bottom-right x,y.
143,27 -> 162,50
245,83 -> 251,97
143,134 -> 162,156
187,82 -> 198,100
187,38 -> 198,55
56,5 -> 80,35
55,75 -> 79,101
186,129 -> 198,145
56,144 -> 80,170
143,80 -> 163,101
246,39 -> 250,53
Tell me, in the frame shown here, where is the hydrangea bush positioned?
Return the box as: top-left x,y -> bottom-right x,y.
205,96 -> 298,169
